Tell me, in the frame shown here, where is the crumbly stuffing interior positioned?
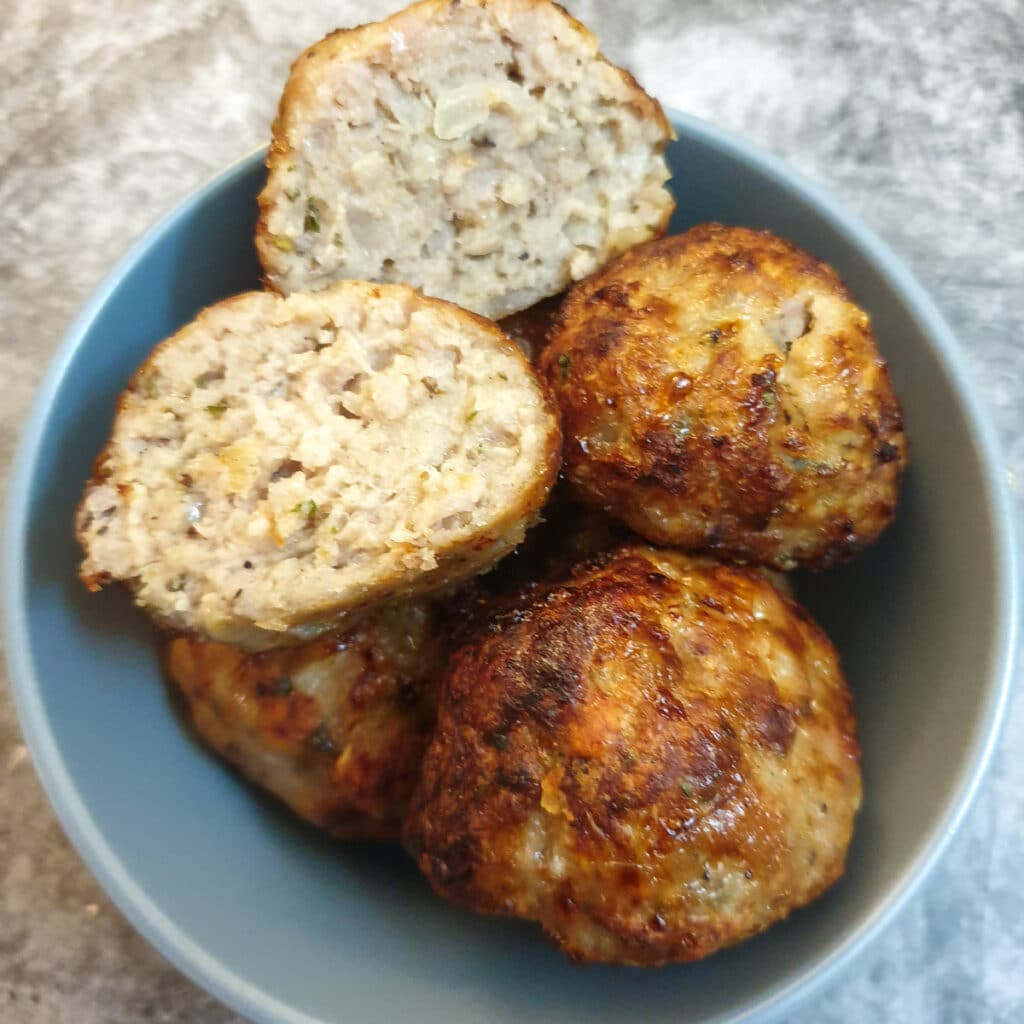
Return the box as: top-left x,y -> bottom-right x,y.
261,0 -> 672,318
78,286 -> 552,636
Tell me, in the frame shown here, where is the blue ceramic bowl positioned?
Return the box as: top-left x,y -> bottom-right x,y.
4,112 -> 1019,1024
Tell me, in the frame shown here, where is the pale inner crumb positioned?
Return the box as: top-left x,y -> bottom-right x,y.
78,285 -> 554,637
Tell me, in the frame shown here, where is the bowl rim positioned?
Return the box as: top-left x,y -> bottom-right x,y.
3,109 -> 1019,1024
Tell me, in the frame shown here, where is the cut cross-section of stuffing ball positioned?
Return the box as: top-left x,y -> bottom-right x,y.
76,280 -> 561,649
404,545 -> 862,965
257,0 -> 675,319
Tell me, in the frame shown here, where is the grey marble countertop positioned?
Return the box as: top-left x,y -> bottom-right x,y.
2,1 -> 1022,1021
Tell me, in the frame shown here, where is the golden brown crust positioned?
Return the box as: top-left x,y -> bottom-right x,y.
404,545 -> 861,964
166,598 -> 447,839
538,224 -> 908,569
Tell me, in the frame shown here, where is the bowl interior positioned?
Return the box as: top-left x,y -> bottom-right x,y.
6,114 -> 1015,1024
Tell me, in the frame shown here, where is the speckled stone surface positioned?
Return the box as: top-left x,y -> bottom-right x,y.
1,0 -> 1021,1020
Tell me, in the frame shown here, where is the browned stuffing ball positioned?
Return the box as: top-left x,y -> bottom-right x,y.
538,223 -> 907,569
166,598 -> 446,840
404,545 -> 861,965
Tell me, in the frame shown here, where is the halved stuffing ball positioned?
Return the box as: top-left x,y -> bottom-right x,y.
166,598 -> 444,839
256,0 -> 674,319
77,281 -> 561,649
539,223 -> 908,569
404,545 -> 861,965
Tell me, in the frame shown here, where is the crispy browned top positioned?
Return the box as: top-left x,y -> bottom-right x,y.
404,545 -> 861,964
538,223 -> 907,569
166,599 -> 446,840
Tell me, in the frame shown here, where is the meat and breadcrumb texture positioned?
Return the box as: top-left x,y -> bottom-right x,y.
76,281 -> 561,649
539,224 -> 907,569
257,0 -> 674,319
166,598 -> 444,839
404,546 -> 861,965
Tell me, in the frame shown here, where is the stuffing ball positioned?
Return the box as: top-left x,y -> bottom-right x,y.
257,0 -> 674,319
404,545 -> 861,965
166,598 -> 446,840
539,223 -> 907,569
77,280 -> 560,649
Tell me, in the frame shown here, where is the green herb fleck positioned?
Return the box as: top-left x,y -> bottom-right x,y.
466,410 -> 478,422
304,199 -> 321,234
139,371 -> 160,399
680,781 -> 694,798
762,390 -> 776,409
292,499 -> 318,520
308,723 -> 338,756
271,676 -> 294,696
269,233 -> 294,253
497,372 -> 508,382
489,732 -> 509,751
788,456 -> 833,475
557,353 -> 571,381
284,188 -> 300,202
205,402 -> 228,417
